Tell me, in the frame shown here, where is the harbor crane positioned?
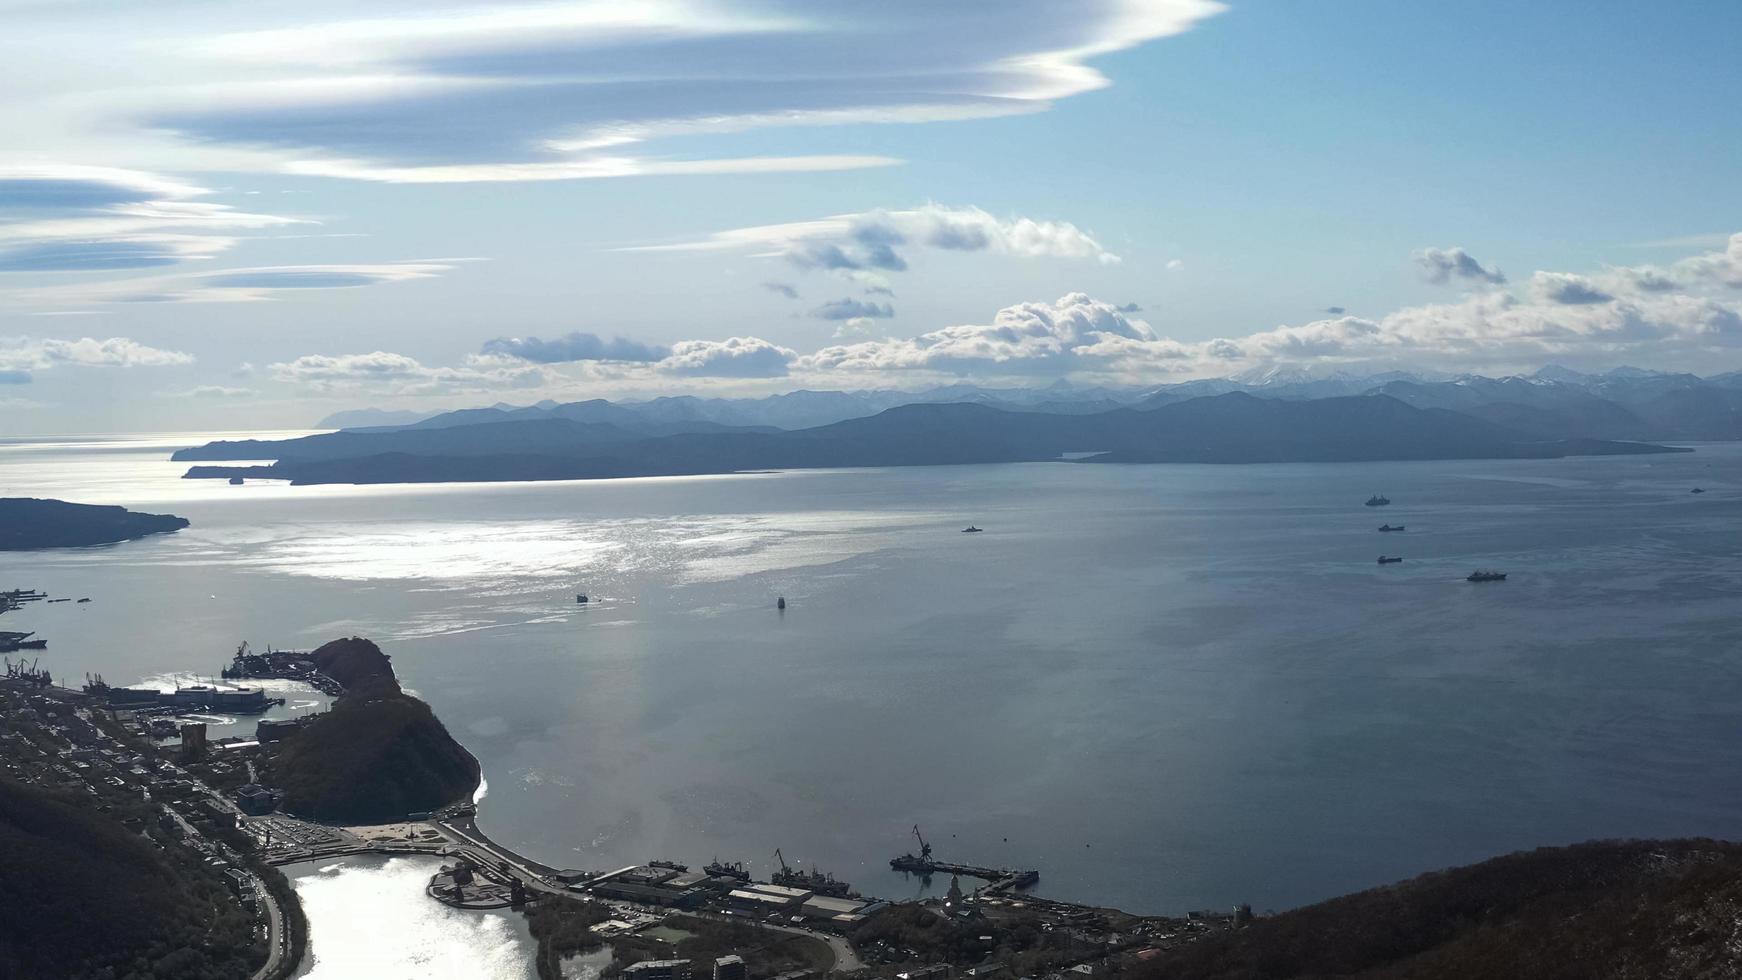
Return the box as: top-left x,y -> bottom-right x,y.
912,824 -> 932,861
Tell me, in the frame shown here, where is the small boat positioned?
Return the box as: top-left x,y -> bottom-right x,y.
576,594 -> 588,604
1691,488 -> 1705,494
962,526 -> 983,533
1378,524 -> 1405,532
776,596 -> 787,610
1467,571 -> 1507,583
1365,494 -> 1391,507
1377,556 -> 1403,564
76,598 -> 91,603
228,476 -> 244,486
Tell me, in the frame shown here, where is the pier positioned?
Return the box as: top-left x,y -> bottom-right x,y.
889,826 -> 1039,894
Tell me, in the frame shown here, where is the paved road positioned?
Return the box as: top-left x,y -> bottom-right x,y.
251,884 -> 288,980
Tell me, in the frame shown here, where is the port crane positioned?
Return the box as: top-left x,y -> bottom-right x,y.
773,848 -> 791,876
912,824 -> 932,861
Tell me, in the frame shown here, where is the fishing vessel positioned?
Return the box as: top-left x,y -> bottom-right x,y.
1378,524 -> 1405,532
1377,556 -> 1403,564
705,859 -> 751,882
962,526 -> 983,533
1365,494 -> 1391,507
1467,570 -> 1507,583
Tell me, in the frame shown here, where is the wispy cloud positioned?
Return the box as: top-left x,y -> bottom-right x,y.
18,261 -> 460,305
0,165 -> 305,272
64,1 -> 1223,183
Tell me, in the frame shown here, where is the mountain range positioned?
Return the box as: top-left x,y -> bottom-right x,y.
315,365 -> 1742,441
180,380 -> 1687,486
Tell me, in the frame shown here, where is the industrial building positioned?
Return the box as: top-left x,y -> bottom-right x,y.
256,718 -> 302,743
585,866 -> 718,908
623,960 -> 690,980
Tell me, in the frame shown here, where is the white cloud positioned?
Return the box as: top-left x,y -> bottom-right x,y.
1531,271 -> 1613,306
0,336 -> 195,372
659,336 -> 794,378
628,204 -> 1119,280
1414,246 -> 1506,285
269,349 -> 548,394
797,292 -> 1153,376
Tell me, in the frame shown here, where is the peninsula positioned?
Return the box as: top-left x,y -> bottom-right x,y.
0,497 -> 190,550
261,638 -> 480,823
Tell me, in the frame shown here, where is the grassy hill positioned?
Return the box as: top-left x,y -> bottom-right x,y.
1134,838 -> 1742,980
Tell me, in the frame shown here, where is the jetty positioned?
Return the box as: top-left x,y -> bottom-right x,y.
889,826 -> 1039,893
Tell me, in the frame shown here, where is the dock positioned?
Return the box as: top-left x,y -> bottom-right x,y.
890,826 -> 1039,894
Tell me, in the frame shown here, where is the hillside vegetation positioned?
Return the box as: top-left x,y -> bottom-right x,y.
0,777 -> 262,980
264,637 -> 479,822
1135,839 -> 1742,980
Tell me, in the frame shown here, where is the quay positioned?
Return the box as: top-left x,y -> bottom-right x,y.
890,826 -> 1039,893
221,642 -> 344,696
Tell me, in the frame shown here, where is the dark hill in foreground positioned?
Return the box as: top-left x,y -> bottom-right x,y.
0,778 -> 261,980
1135,838 -> 1742,980
0,497 -> 189,549
264,637 -> 479,822
177,394 -> 1684,486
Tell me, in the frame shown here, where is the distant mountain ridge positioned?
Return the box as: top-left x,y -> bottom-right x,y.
185,392 -> 1681,486
314,365 -> 1742,441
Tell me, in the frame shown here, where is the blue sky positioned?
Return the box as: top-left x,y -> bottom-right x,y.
1,0 -> 1739,432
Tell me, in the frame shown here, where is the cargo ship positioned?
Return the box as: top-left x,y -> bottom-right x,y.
0,631 -> 46,652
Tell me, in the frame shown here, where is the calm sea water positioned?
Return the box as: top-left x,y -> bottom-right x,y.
3,433 -> 1740,915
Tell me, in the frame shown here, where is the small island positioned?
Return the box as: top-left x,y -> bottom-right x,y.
0,497 -> 190,550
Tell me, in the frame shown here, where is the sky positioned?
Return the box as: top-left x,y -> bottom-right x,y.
2,0 -> 1740,433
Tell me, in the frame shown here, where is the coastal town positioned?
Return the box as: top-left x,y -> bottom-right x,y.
0,626 -> 1239,980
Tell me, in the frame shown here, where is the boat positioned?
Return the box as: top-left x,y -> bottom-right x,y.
1467,571 -> 1507,583
1691,487 -> 1705,494
649,860 -> 688,872
0,631 -> 46,652
576,594 -> 589,604
1365,494 -> 1391,507
1377,556 -> 1403,564
1378,524 -> 1405,532
228,476 -> 244,486
962,526 -> 983,533
705,859 -> 751,882
47,598 -> 70,603
772,849 -> 856,897
77,598 -> 90,603
776,596 -> 786,610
